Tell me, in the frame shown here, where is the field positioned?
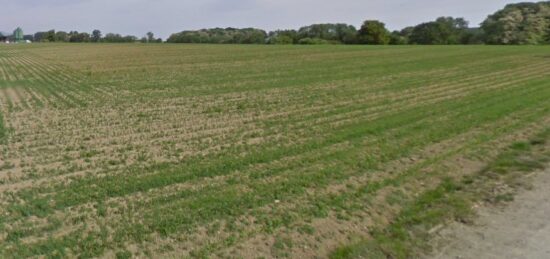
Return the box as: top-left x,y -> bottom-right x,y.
0,44 -> 549,258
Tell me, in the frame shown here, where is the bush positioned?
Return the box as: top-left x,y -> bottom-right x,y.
298,38 -> 332,45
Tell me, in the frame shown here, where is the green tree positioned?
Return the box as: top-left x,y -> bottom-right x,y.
45,30 -> 56,42
55,31 -> 68,42
273,35 -> 294,44
461,28 -> 485,44
267,30 -> 298,44
33,32 -> 47,42
103,33 -> 137,43
68,31 -> 91,42
481,2 -> 550,44
92,30 -> 102,42
146,32 -> 155,43
389,31 -> 407,45
335,24 -> 358,44
297,24 -> 357,44
167,28 -> 267,44
409,17 -> 469,44
357,20 -> 390,45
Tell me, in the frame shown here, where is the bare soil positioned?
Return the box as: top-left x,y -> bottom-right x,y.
431,166 -> 550,259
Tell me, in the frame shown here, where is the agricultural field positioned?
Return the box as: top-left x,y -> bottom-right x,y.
0,44 -> 549,258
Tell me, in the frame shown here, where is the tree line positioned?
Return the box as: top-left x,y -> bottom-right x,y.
167,1 -> 550,45
166,20 -> 476,45
24,1 -> 550,45
32,30 -> 162,43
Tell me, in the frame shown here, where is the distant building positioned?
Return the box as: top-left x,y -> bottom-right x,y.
14,27 -> 24,43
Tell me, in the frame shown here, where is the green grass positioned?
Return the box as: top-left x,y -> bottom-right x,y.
0,112 -> 4,141
332,128 -> 550,259
0,44 -> 549,258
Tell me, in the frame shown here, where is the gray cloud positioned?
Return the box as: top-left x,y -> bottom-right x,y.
0,0 -> 528,39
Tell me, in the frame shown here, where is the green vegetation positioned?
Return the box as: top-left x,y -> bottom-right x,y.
296,24 -> 358,44
166,1 -> 550,46
0,112 -> 5,141
22,1 -> 550,45
358,20 -> 390,45
0,44 -> 549,258
482,1 -> 550,44
34,29 -> 142,43
332,129 -> 550,259
167,28 -> 269,44
408,17 -> 470,44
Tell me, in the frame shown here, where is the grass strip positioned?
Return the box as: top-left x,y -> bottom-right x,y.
331,128 -> 550,259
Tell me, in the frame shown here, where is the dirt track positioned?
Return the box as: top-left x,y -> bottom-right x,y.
431,167 -> 550,259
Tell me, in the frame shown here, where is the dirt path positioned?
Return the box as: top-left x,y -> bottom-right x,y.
431,167 -> 550,259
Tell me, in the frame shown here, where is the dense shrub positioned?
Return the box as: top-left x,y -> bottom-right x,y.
298,38 -> 334,45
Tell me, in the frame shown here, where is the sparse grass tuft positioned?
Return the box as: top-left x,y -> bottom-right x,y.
0,112 -> 5,141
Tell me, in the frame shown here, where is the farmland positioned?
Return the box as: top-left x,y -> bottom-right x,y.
0,44 -> 549,258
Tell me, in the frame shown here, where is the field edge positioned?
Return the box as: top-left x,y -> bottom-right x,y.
331,127 -> 550,259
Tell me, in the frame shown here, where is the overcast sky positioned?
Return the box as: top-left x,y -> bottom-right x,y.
1,0 -> 527,39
